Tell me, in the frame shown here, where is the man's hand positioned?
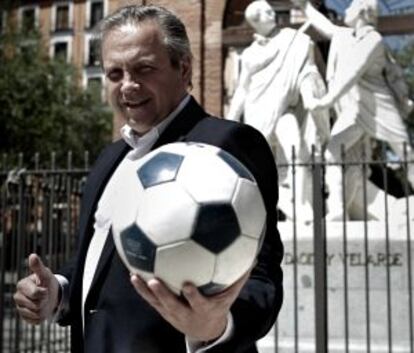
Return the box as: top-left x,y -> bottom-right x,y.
14,254 -> 60,325
304,94 -> 333,112
131,271 -> 250,342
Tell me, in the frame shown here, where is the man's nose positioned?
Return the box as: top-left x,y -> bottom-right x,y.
120,73 -> 140,94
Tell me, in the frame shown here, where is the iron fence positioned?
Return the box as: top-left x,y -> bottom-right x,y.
268,144 -> 414,353
0,153 -> 89,353
1,149 -> 414,353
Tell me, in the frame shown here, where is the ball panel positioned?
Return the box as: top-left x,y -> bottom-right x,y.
192,203 -> 241,254
110,166 -> 142,232
119,223 -> 157,273
217,150 -> 254,182
177,151 -> 238,203
232,179 -> 266,240
155,241 -> 215,293
198,282 -> 227,296
212,236 -> 258,285
137,183 -> 198,246
137,152 -> 184,188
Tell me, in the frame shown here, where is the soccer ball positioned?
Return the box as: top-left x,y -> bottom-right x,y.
112,142 -> 266,295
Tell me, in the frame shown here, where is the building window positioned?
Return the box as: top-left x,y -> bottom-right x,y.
87,76 -> 103,99
52,1 -> 73,32
84,72 -> 105,101
89,1 -> 104,28
85,35 -> 100,67
56,4 -> 70,31
88,41 -> 99,66
87,76 -> 102,88
20,6 -> 38,32
54,42 -> 68,61
50,36 -> 72,63
86,0 -> 107,29
0,11 -> 6,56
0,10 -> 4,34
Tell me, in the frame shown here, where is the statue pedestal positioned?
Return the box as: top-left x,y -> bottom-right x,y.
258,219 -> 414,352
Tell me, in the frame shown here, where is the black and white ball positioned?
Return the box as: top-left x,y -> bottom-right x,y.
112,142 -> 266,295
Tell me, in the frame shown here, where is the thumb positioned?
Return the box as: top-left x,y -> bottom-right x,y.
28,254 -> 51,287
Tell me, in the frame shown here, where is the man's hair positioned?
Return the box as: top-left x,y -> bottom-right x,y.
94,5 -> 192,69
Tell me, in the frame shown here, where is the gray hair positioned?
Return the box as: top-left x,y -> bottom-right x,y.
94,5 -> 192,69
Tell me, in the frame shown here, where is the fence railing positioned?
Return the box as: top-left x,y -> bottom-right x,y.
268,144 -> 414,353
0,153 -> 89,353
1,150 -> 414,353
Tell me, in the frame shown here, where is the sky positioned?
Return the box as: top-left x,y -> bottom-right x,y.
324,0 -> 414,51
325,0 -> 414,16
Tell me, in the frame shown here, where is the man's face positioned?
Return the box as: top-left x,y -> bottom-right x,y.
257,3 -> 275,28
102,21 -> 191,135
247,2 -> 276,36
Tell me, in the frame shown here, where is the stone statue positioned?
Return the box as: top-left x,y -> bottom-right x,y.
293,0 -> 414,220
227,0 -> 330,221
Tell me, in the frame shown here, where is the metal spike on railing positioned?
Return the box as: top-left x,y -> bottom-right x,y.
312,142 -> 327,353
34,152 -> 40,171
51,151 -> 56,171
1,153 -> 6,171
84,150 -> 90,170
18,153 -> 23,169
403,142 -> 414,353
67,151 -> 73,170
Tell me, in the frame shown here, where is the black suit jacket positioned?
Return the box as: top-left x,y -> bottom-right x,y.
58,97 -> 283,353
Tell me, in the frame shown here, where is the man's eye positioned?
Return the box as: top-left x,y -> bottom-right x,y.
139,66 -> 154,74
106,70 -> 123,82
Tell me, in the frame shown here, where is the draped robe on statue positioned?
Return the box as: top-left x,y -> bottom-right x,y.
324,26 -> 414,220
236,27 -> 328,220
327,26 -> 410,145
242,28 -> 317,141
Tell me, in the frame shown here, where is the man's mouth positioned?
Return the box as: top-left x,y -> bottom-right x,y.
124,98 -> 150,109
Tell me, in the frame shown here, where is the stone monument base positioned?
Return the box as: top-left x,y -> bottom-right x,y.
258,220 -> 414,353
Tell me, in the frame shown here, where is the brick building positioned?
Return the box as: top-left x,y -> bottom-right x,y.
0,0 -> 304,134
1,0 -> 413,137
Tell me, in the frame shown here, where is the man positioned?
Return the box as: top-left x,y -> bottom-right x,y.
13,5 -> 283,353
293,0 -> 414,220
227,0 -> 329,220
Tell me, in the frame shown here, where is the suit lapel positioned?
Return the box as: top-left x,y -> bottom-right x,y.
74,140 -> 130,302
87,227 -> 116,301
151,96 -> 207,150
78,140 -> 130,248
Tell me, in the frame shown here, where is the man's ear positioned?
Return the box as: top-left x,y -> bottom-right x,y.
180,55 -> 192,87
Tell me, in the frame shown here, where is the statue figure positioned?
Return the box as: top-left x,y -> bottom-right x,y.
294,0 -> 414,220
227,0 -> 330,221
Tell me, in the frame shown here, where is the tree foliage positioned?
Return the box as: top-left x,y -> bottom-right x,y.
0,30 -> 112,167
393,39 -> 414,100
392,40 -> 414,139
